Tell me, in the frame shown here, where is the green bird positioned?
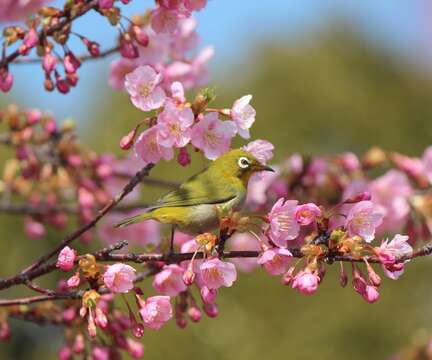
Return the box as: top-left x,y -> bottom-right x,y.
115,148 -> 274,235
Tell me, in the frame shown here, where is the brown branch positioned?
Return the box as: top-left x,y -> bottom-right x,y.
12,46 -> 120,65
0,164 -> 154,290
0,292 -> 81,307
0,0 -> 99,68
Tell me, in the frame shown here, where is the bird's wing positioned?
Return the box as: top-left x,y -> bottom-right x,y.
149,169 -> 239,209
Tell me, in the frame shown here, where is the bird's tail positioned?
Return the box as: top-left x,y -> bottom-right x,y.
114,212 -> 153,228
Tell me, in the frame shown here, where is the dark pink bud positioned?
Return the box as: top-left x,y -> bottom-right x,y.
176,317 -> 187,329
98,0 -> 114,9
339,263 -> 347,288
132,323 -> 144,338
182,264 -> 195,286
120,128 -> 138,150
187,306 -> 201,323
24,217 -> 45,239
366,263 -> 381,287
58,345 -> 72,360
0,321 -> 10,342
72,333 -> 85,353
343,191 -> 372,204
0,68 -> 13,93
281,266 -> 296,285
132,25 -> 149,47
16,146 -> 29,160
64,55 -> 78,74
177,147 -> 191,167
23,28 -> 38,49
66,73 -> 79,87
200,286 -> 216,304
120,37 -> 139,59
44,75 -> 54,92
56,78 -> 70,94
362,285 -> 379,303
203,303 -> 218,318
63,307 -> 76,322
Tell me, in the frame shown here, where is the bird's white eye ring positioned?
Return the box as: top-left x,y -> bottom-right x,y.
238,156 -> 250,169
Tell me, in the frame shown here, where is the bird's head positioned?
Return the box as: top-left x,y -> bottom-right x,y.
212,148 -> 274,184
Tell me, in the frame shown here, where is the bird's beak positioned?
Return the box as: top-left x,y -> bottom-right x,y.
255,163 -> 275,172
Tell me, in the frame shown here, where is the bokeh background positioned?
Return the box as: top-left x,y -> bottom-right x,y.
2,0 -> 432,359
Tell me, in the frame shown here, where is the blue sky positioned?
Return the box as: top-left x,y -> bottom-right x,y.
2,0 -> 429,121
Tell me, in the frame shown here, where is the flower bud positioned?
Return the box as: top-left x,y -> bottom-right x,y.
182,263 -> 195,286
177,147 -> 191,167
131,25 -> 149,47
200,286 -> 217,304
187,306 -> 201,323
343,191 -> 372,204
42,49 -> 57,74
203,303 -> 218,318
0,68 -> 13,93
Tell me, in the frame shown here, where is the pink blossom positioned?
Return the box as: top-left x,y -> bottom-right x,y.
287,153 -> 303,174
108,58 -> 137,90
379,234 -> 412,280
56,246 -> 77,272
0,0 -> 50,22
152,264 -> 187,296
42,50 -> 57,74
370,170 -> 413,232
190,113 -> 236,160
200,285 -> 217,304
392,153 -> 425,180
295,203 -> 321,226
228,232 -> 260,273
422,146 -> 432,184
242,139 -> 274,164
157,101 -> 194,147
291,270 -> 319,295
267,198 -> 300,247
345,201 -> 384,242
139,296 -> 173,330
199,258 -> 237,290
135,126 -> 174,165
231,95 -> 256,139
103,263 -> 136,293
151,7 -> 187,34
58,346 -> 72,360
257,247 -> 293,276
125,65 -> 166,111
24,217 -> 45,239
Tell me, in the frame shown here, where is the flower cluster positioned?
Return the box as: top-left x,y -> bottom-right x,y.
0,106 -> 145,242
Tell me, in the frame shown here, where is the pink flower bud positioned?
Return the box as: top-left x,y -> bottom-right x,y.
26,109 -> 42,125
0,68 -> 13,93
176,316 -> 187,329
92,346 -> 110,360
200,286 -> 217,304
120,37 -> 139,59
98,0 -> 114,9
56,246 -> 77,272
42,50 -> 57,74
67,271 -> 81,288
126,337 -> 145,359
281,266 -> 296,285
78,187 -> 95,208
63,307 -> 76,322
73,333 -> 85,353
95,307 -> 108,329
0,321 -> 10,341
24,217 -> 45,239
291,270 -> 319,295
362,285 -> 379,303
44,118 -> 57,134
339,263 -> 348,288
187,306 -> 201,322
87,312 -> 97,338
66,73 -> 79,87
366,263 -> 381,287
23,28 -> 38,49
132,25 -> 149,47
58,345 -> 72,360
203,303 -> 218,318
132,323 -> 144,338
182,264 -> 195,286
56,77 -> 70,94
343,191 -> 372,204
120,129 -> 137,150
177,147 -> 191,167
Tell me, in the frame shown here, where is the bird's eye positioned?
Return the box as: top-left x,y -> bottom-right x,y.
238,156 -> 250,169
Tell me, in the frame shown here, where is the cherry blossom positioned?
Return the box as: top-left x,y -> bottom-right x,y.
56,246 -> 77,272
124,65 -> 166,112
267,198 -> 300,247
231,95 -> 256,139
138,296 -> 173,330
199,258 -> 237,290
135,126 -> 174,165
103,264 -> 136,293
257,247 -> 293,275
345,201 -> 384,242
190,113 -> 236,160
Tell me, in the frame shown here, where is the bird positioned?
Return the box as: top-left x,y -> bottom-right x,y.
115,148 -> 274,240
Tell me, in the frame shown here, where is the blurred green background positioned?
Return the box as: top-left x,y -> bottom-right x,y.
2,4 -> 432,360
